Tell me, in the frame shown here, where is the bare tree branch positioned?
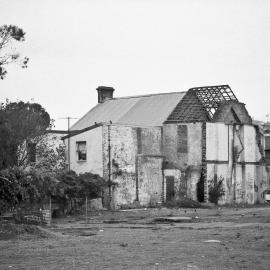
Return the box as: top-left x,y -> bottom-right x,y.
0,25 -> 28,79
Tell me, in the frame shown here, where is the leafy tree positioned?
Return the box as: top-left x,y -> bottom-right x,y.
0,100 -> 51,169
0,25 -> 29,79
33,133 -> 66,174
0,110 -> 13,169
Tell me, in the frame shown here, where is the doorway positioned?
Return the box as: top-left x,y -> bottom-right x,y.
166,176 -> 175,201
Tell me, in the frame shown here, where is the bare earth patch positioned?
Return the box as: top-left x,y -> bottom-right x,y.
0,207 -> 270,269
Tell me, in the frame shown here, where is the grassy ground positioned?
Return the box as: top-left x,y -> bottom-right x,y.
0,206 -> 270,269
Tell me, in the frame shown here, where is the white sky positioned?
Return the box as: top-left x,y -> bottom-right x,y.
1,0 -> 270,129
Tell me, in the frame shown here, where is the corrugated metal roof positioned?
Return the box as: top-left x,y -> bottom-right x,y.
70,92 -> 186,130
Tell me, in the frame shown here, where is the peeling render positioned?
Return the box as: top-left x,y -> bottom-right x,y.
206,123 -> 269,204
102,124 -> 163,209
163,123 -> 202,203
65,126 -> 103,175
66,118 -> 269,208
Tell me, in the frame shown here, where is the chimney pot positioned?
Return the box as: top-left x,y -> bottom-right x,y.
96,86 -> 115,103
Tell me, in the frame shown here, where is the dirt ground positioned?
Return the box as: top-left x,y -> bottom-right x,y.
0,206 -> 270,270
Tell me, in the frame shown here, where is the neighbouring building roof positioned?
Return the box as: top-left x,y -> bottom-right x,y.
70,92 -> 186,130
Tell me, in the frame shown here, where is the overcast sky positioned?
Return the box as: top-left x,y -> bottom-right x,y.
1,0 -> 270,129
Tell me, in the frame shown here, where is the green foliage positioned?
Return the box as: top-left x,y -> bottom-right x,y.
0,167 -> 107,213
0,167 -> 53,212
0,100 -> 51,170
0,24 -> 29,79
208,174 -> 225,204
33,133 -> 66,173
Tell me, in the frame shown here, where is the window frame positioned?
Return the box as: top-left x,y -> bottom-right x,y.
76,141 -> 87,162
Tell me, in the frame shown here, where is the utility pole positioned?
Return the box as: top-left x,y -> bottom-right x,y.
266,114 -> 270,123
58,116 -> 78,171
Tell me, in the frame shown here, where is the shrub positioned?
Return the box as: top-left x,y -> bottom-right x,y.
208,174 -> 225,204
0,167 -> 107,214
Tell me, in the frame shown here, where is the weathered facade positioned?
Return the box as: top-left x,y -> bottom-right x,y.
63,85 -> 270,208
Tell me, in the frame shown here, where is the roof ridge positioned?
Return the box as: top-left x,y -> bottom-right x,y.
189,84 -> 230,90
111,91 -> 186,100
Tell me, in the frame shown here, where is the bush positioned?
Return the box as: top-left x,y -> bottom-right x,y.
163,197 -> 205,208
0,166 -> 55,212
0,167 -> 107,214
208,174 -> 225,204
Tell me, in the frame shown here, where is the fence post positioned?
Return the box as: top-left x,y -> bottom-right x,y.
85,195 -> 88,224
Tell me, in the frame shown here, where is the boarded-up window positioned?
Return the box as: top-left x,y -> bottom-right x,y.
265,150 -> 270,166
76,141 -> 87,161
177,125 -> 188,153
265,136 -> 270,150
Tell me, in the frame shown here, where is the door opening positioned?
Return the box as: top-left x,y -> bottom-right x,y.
166,176 -> 175,201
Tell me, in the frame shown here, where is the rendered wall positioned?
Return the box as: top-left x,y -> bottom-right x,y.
206,123 -> 269,204
206,123 -> 229,162
65,127 -> 103,176
103,125 -> 137,208
137,156 -> 163,206
103,124 -> 163,208
163,123 -> 202,168
163,123 -> 202,201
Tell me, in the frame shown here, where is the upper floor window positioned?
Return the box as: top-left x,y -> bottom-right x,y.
265,136 -> 270,166
177,125 -> 188,153
76,141 -> 87,161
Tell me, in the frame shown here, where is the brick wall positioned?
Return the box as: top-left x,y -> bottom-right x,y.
201,122 -> 208,202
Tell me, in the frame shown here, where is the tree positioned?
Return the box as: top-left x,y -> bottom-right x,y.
0,100 -> 51,169
33,133 -> 66,174
0,25 -> 29,79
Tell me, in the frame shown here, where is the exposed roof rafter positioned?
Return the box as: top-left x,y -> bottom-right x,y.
190,85 -> 238,118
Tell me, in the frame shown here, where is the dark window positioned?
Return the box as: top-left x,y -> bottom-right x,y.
265,136 -> 270,150
166,176 -> 175,201
177,125 -> 188,153
265,150 -> 270,166
76,141 -> 87,161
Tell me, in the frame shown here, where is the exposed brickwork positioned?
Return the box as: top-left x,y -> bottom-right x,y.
177,125 -> 188,153
190,85 -> 238,119
165,90 -> 210,123
15,209 -> 51,225
102,124 -> 163,208
213,101 -> 252,124
201,122 -> 208,202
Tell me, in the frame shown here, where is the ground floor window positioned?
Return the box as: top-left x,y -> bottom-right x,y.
76,141 -> 87,161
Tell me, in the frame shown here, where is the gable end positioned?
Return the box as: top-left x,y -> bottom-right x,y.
164,90 -> 210,123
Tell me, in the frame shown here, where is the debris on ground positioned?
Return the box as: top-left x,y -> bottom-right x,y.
79,232 -> 96,237
153,216 -> 192,223
163,198 -> 205,208
103,219 -> 128,224
0,221 -> 51,240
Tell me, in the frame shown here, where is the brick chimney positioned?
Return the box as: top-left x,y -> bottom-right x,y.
96,86 -> 115,103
